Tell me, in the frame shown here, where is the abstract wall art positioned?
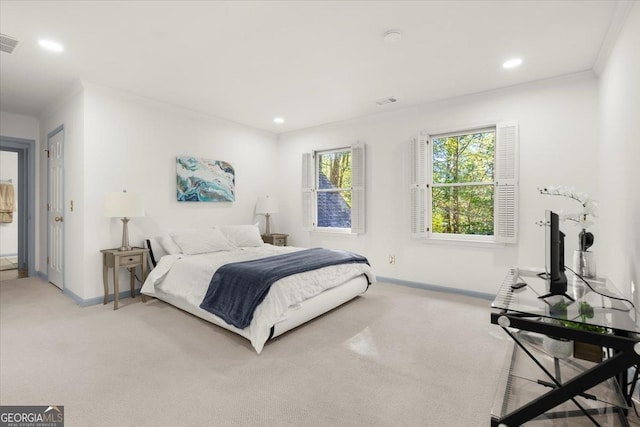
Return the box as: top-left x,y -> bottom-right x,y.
176,156 -> 235,202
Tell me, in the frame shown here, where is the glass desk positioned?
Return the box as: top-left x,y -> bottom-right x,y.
490,268 -> 640,426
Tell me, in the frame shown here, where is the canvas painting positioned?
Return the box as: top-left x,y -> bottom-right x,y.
176,156 -> 235,202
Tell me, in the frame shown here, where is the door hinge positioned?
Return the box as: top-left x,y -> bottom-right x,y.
47,256 -> 50,265
47,203 -> 50,211
45,149 -> 50,158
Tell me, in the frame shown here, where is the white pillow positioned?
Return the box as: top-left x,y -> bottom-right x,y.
159,235 -> 182,255
170,228 -> 233,255
219,224 -> 264,247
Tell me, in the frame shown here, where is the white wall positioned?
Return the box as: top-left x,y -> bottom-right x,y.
78,83 -> 279,300
0,111 -> 40,141
39,82 -> 279,301
40,82 -> 85,296
277,72 -> 600,295
597,3 -> 640,303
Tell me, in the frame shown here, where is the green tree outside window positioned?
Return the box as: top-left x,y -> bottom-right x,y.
318,150 -> 352,207
431,130 -> 495,235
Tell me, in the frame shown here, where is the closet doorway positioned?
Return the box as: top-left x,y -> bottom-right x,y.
0,152 -> 20,278
0,136 -> 36,281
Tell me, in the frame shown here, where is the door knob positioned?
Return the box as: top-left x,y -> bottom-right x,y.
54,216 -> 63,222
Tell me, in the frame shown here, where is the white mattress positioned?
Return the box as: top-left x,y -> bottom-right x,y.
141,245 -> 375,353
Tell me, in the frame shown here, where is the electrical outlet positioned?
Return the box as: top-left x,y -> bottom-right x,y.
389,255 -> 396,265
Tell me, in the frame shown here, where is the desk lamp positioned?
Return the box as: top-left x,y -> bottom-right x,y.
256,196 -> 278,236
104,190 -> 145,251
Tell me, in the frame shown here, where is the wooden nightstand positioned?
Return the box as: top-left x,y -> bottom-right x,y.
101,247 -> 149,310
261,233 -> 288,246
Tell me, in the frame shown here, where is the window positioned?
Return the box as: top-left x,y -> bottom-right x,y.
410,123 -> 518,243
302,144 -> 365,233
432,128 -> 495,235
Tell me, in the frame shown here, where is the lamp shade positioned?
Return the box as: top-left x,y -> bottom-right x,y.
104,191 -> 145,218
256,196 -> 278,214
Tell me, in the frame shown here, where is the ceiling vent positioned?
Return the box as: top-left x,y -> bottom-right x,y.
0,33 -> 20,54
376,96 -> 397,106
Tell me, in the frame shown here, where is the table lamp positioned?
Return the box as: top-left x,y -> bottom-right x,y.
104,190 -> 145,251
256,196 -> 278,236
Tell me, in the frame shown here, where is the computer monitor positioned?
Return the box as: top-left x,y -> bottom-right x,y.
539,210 -> 572,301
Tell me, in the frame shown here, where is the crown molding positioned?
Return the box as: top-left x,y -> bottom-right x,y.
592,1 -> 636,75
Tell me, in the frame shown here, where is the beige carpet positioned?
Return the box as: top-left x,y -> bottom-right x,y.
0,256 -> 18,271
2,277 -> 635,426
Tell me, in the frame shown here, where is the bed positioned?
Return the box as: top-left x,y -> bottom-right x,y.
140,225 -> 375,353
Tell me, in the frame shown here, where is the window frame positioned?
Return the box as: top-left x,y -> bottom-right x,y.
302,143 -> 365,235
410,122 -> 518,244
429,126 -> 496,241
315,146 -> 352,233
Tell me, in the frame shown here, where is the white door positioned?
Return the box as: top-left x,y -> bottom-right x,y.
47,127 -> 64,289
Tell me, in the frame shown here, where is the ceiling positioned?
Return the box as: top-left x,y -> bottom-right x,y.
0,1 -> 625,134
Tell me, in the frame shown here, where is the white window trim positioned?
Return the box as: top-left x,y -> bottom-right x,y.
312,227 -> 358,236
410,122 -> 518,244
421,234 -> 506,249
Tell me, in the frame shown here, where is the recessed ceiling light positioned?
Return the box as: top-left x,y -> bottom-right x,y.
383,30 -> 402,43
273,117 -> 284,124
38,39 -> 64,53
502,58 -> 523,69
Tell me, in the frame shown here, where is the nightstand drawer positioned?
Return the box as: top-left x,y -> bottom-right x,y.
262,233 -> 288,246
119,254 -> 142,266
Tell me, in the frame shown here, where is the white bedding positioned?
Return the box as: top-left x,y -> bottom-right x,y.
141,245 -> 376,353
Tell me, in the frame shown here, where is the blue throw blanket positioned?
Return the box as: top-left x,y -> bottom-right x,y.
199,248 -> 370,329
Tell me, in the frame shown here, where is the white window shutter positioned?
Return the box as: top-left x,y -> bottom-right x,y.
410,133 -> 428,237
351,143 -> 365,234
301,153 -> 315,230
494,122 -> 519,243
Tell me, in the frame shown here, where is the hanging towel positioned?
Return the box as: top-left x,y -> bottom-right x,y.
0,183 -> 16,223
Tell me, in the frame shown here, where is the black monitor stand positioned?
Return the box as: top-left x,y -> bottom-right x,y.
537,272 -> 575,302
538,222 -> 574,301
